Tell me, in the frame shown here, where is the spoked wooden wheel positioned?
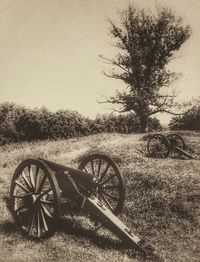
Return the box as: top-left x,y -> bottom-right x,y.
167,134 -> 185,157
78,154 -> 125,215
10,159 -> 61,238
147,134 -> 170,158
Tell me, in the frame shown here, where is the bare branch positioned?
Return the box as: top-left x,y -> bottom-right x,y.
148,109 -> 184,116
100,55 -> 130,73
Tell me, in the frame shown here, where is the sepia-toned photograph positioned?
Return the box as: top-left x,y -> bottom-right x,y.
0,0 -> 199,261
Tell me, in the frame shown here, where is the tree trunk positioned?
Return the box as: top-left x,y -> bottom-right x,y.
139,115 -> 147,133
137,102 -> 148,133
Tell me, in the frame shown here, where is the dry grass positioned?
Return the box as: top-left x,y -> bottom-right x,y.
0,132 -> 200,261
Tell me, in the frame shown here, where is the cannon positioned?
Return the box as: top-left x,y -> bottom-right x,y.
147,133 -> 195,159
10,154 -> 147,254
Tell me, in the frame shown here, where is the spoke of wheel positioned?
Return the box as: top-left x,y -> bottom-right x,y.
28,213 -> 36,236
97,158 -> 102,178
13,192 -> 31,198
29,165 -> 35,189
40,208 -> 48,231
15,181 -> 30,193
37,212 -> 41,238
83,166 -> 89,173
41,204 -> 53,218
96,192 -> 100,200
152,139 -> 157,146
37,174 -> 47,194
38,189 -> 53,199
34,166 -> 40,193
102,190 -> 119,201
90,160 -> 95,176
154,139 -> 158,145
21,171 -> 32,191
149,145 -> 154,154
98,193 -> 102,201
15,202 -> 30,213
35,168 -> 42,193
101,174 -> 116,186
41,199 -> 55,204
101,193 -> 114,211
104,184 -> 119,189
99,163 -> 110,182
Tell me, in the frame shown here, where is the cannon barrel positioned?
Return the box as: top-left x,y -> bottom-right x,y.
38,158 -> 98,194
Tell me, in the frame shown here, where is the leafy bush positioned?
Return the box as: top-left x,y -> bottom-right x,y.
0,102 -> 26,144
0,102 -> 162,145
169,104 -> 200,130
91,113 -> 161,133
15,111 -> 43,141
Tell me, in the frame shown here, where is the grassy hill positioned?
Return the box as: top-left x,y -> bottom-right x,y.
0,132 -> 199,261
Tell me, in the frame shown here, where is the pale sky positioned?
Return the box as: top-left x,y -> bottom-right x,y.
0,0 -> 200,123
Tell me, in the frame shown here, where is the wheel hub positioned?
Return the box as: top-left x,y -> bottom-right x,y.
30,194 -> 41,209
31,194 -> 38,204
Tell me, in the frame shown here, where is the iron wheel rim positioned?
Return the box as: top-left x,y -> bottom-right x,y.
78,154 -> 125,215
167,134 -> 185,157
10,159 -> 61,239
147,134 -> 170,158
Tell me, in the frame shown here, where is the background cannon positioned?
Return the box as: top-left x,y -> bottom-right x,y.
147,133 -> 195,159
9,154 -> 146,253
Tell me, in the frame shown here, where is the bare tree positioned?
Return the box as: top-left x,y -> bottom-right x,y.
101,6 -> 191,132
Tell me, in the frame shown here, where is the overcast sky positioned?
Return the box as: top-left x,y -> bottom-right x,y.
0,0 -> 200,123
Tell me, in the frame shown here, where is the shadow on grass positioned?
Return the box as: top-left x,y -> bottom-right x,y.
0,216 -> 161,261
2,194 -> 160,261
0,221 -> 16,236
58,216 -> 121,249
57,216 -> 161,262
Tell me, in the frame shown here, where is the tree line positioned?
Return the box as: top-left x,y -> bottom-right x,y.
0,102 -> 161,145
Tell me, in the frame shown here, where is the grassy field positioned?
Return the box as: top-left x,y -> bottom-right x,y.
0,132 -> 199,262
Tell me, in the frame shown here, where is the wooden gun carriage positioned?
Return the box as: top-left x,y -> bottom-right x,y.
10,154 -> 147,254
147,133 -> 195,159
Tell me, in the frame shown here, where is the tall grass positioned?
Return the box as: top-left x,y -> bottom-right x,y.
0,132 -> 199,261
